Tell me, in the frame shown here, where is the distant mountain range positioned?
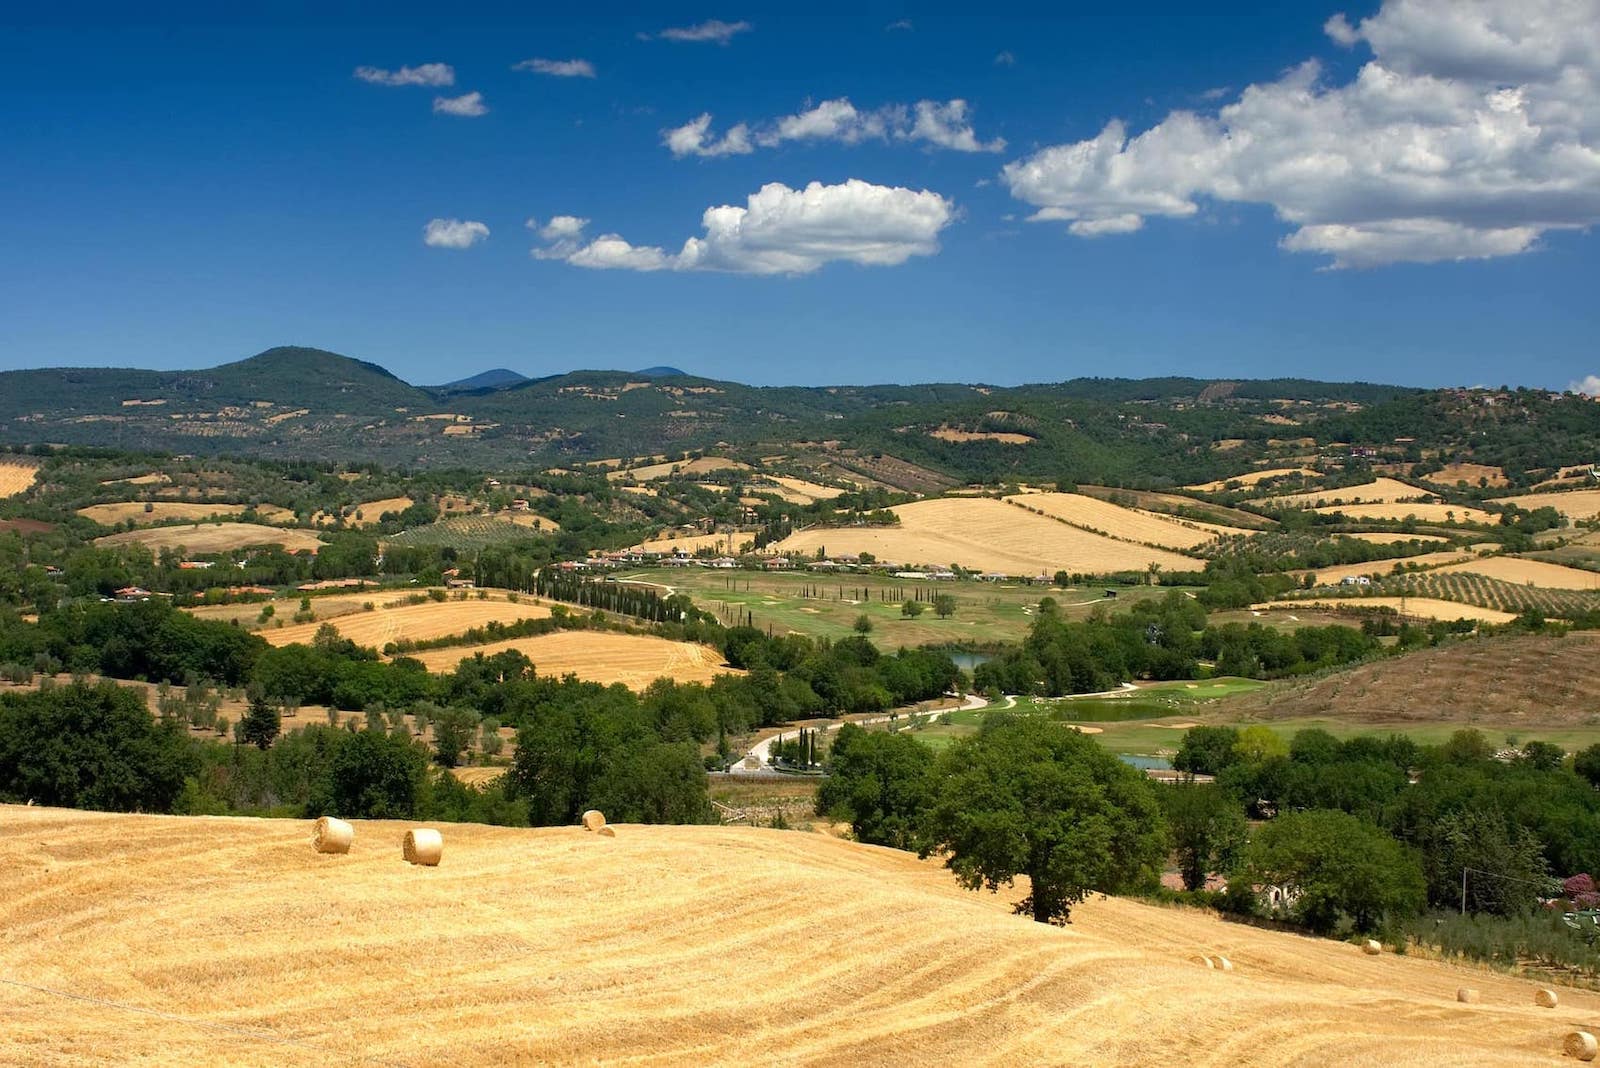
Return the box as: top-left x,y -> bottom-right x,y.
431,365 -> 688,394
431,368 -> 531,393
0,346 -> 1590,487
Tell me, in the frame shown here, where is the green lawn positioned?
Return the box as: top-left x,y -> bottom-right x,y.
616,567 -> 1191,647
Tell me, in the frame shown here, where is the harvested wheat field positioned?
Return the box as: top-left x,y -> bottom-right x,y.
1301,547 -> 1493,586
776,497 -> 1197,576
1273,597 -> 1517,624
1312,502 -> 1500,525
77,501 -> 296,526
99,471 -> 171,486
1250,477 -> 1429,509
0,457 -> 42,497
767,475 -> 848,502
929,426 -> 1033,445
96,522 -> 325,555
261,599 -> 551,649
3,805 -> 1591,1067
1494,488 -> 1600,522
1186,467 -> 1318,492
1341,532 -> 1448,546
1430,556 -> 1600,590
309,496 -> 413,527
629,531 -> 754,555
412,630 -> 734,687
608,456 -> 750,482
1424,463 -> 1509,488
1004,492 -> 1238,550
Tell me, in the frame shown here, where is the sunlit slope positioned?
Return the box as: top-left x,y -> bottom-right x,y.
2,805 -> 1590,1066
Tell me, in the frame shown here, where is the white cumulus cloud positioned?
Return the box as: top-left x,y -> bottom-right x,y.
433,91 -> 488,117
354,63 -> 455,87
1002,0 -> 1600,267
513,57 -> 596,78
667,97 -> 1003,157
423,218 -> 490,249
655,19 -> 752,44
663,113 -> 755,158
530,179 -> 955,275
1570,375 -> 1600,396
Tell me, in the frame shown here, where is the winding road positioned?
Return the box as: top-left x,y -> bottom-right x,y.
718,691 -> 993,778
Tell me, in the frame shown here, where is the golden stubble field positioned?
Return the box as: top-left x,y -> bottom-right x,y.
1269,597 -> 1518,624
0,457 -> 42,498
775,497 -> 1198,576
1495,488 -> 1600,522
1004,492 -> 1241,551
1314,502 -> 1501,525
1299,546 -> 1495,586
260,599 -> 552,648
1186,466 -> 1319,492
1431,556 -> 1600,590
628,531 -> 755,555
77,501 -> 297,526
309,496 -> 414,527
607,456 -> 750,481
2,806 -> 1591,1066
410,629 -> 735,688
95,522 -> 326,555
1250,477 -> 1429,509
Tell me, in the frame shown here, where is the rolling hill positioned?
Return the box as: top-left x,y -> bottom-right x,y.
1220,632 -> 1600,726
3,805 -> 1588,1065
2,346 -> 1597,490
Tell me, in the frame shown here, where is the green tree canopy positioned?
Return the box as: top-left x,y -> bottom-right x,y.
817,722 -> 934,850
922,715 -> 1167,924
1244,809 -> 1425,935
1161,783 -> 1248,892
0,680 -> 195,812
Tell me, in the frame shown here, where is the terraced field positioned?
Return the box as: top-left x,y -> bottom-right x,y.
4,806 -> 1591,1066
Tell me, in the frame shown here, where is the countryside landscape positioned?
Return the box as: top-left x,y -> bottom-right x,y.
6,2 -> 1600,1064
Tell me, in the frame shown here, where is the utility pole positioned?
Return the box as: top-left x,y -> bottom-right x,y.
1461,867 -> 1468,915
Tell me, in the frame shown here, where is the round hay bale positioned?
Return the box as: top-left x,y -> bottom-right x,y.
596,825 -> 617,838
581,809 -> 606,832
1361,939 -> 1382,955
1193,955 -> 1214,969
311,816 -> 353,855
1456,987 -> 1480,1004
1565,1031 -> 1597,1061
402,828 -> 443,866
1535,987 -> 1560,1008
1214,955 -> 1234,973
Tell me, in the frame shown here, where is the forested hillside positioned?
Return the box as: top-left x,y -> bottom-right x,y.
3,346 -> 1595,487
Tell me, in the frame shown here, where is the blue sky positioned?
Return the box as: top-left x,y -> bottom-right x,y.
2,1 -> 1597,390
